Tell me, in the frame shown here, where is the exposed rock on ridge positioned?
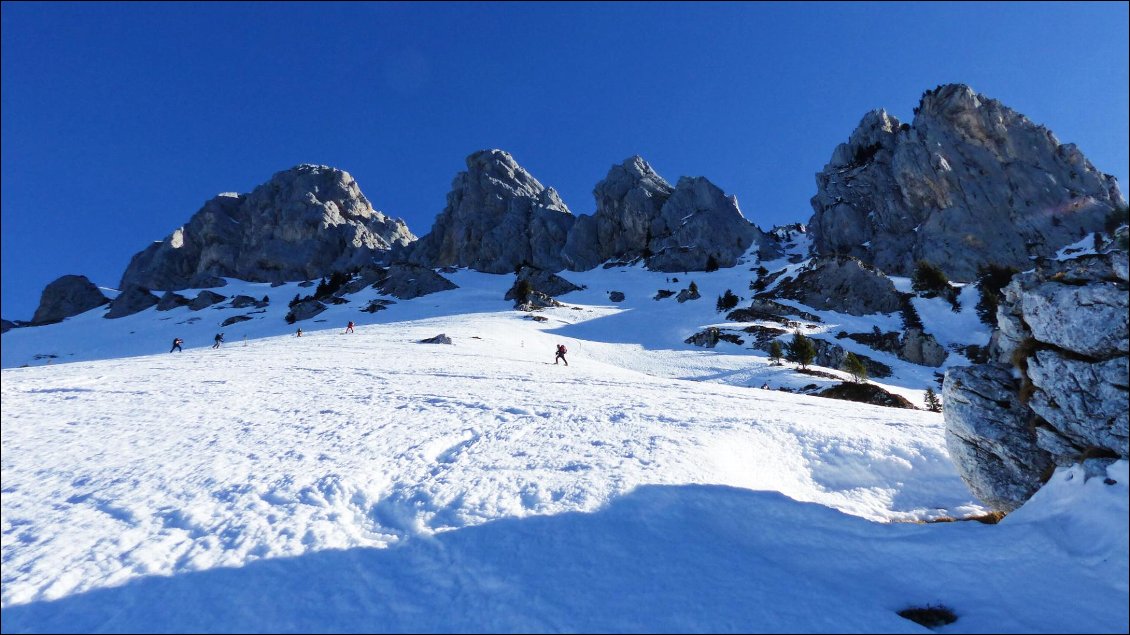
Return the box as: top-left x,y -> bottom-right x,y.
119,164 -> 416,292
809,84 -> 1125,281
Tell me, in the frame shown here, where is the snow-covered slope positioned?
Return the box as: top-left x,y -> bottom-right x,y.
2,253 -> 1126,633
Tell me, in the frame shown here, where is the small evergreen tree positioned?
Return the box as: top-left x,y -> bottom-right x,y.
842,352 -> 868,383
912,260 -> 950,296
716,289 -> 739,313
786,330 -> 816,370
262,295 -> 270,304
974,263 -> 1019,327
688,281 -> 699,296
769,340 -> 783,366
925,387 -> 942,412
515,279 -> 533,304
705,255 -> 720,272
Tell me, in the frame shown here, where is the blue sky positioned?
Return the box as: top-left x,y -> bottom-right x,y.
2,2 -> 1127,321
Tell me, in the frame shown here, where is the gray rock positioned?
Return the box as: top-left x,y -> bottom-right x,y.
764,256 -> 902,316
608,291 -> 625,302
675,285 -> 701,303
946,249 -> 1129,511
104,285 -> 160,319
156,291 -> 191,311
685,327 -> 743,348
1,319 -> 17,334
1027,351 -> 1129,457
337,266 -> 386,296
419,333 -> 453,345
900,328 -> 948,367
221,315 -> 253,327
230,295 -> 260,309
120,164 -> 415,291
809,84 -> 1125,281
285,299 -> 326,323
943,364 -> 1054,512
376,264 -> 458,300
31,275 -> 109,324
504,266 -> 582,302
516,291 -> 564,311
189,290 -> 226,311
409,150 -> 576,273
361,299 -> 395,313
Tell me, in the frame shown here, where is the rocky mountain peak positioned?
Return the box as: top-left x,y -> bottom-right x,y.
809,84 -> 1125,281
408,150 -> 576,273
118,164 -> 416,292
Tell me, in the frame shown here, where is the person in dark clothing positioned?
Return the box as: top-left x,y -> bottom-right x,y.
346,321 -> 355,334
555,344 -> 568,366
212,333 -> 224,349
296,328 -> 303,337
170,337 -> 184,353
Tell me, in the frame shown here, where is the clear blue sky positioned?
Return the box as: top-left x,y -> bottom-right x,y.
3,2 -> 1127,321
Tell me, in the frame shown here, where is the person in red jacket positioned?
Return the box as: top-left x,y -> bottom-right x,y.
555,343 -> 568,366
346,321 -> 355,334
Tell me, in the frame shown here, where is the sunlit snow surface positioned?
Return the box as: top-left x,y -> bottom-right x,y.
2,259 -> 1127,633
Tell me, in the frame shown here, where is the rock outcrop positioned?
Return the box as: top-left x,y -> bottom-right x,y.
31,275 -> 109,324
410,152 -> 780,276
104,285 -> 159,319
564,157 -> 780,272
762,256 -> 902,316
156,291 -> 190,311
504,266 -> 583,302
120,164 -> 415,291
376,264 -> 458,301
409,150 -> 576,273
943,250 -> 1129,511
189,290 -> 226,311
809,84 -> 1125,281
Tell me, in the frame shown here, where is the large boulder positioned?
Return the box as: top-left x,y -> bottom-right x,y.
376,264 -> 458,300
189,290 -> 226,311
504,266 -> 582,302
809,84 -> 1125,281
409,150 -> 576,273
762,256 -> 902,316
120,164 -> 415,291
156,291 -> 190,311
943,364 -> 1053,512
31,275 -> 109,324
104,285 -> 159,319
944,250 -> 1129,510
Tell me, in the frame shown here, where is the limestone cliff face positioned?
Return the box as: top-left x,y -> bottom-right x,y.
943,250 -> 1129,511
408,150 -> 576,273
809,84 -> 1125,281
119,164 -> 415,291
